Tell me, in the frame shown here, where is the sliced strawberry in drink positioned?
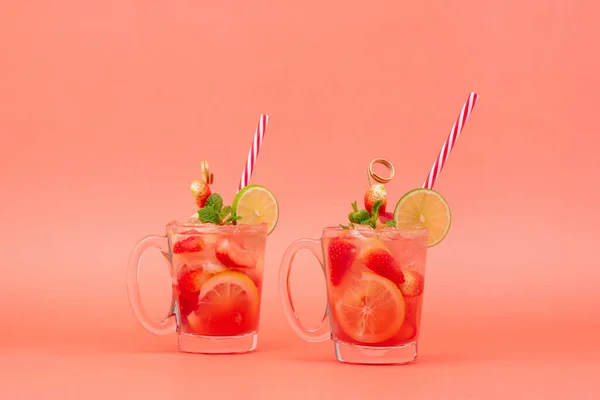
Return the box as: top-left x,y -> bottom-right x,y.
328,237 -> 357,286
359,246 -> 405,286
173,236 -> 204,254
396,297 -> 422,342
398,270 -> 424,297
215,237 -> 257,269
176,267 -> 204,315
176,264 -> 222,315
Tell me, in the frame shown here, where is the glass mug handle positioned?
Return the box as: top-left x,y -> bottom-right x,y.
278,239 -> 330,342
126,235 -> 177,335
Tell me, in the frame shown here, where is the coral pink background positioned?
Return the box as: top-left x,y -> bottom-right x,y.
1,0 -> 599,398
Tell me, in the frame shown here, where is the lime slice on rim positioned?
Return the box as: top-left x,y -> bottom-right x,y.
393,188 -> 451,247
232,184 -> 279,235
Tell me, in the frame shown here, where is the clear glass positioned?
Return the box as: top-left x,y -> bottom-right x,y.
279,226 -> 428,364
127,221 -> 268,354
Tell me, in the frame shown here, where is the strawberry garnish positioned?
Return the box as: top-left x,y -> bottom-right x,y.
328,237 -> 357,286
364,184 -> 387,215
215,237 -> 257,269
173,236 -> 204,254
398,270 -> 424,297
190,180 -> 212,208
359,246 -> 404,286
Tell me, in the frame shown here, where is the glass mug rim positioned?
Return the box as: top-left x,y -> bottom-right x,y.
320,225 -> 429,237
165,220 -> 269,235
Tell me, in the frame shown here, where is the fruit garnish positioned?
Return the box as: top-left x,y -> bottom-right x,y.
232,184 -> 279,235
215,237 -> 257,269
173,236 -> 204,254
358,245 -> 405,286
393,188 -> 451,247
398,269 -> 424,297
334,271 -> 405,343
364,184 -> 387,215
328,237 -> 357,286
340,199 -> 396,230
190,180 -> 212,208
196,193 -> 242,226
187,271 -> 260,336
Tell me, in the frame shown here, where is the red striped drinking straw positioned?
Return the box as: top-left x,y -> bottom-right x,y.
238,114 -> 270,191
423,92 -> 479,189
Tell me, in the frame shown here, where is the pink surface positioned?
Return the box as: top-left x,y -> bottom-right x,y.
1,0 -> 599,398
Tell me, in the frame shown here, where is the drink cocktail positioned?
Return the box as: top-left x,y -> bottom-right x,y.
170,222 -> 266,341
279,158 -> 452,364
323,226 -> 428,350
127,158 -> 279,354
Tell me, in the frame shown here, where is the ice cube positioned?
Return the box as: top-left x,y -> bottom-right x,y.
201,261 -> 226,274
350,225 -> 376,240
378,226 -> 403,241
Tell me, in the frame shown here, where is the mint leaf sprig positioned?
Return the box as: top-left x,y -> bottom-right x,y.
197,193 -> 243,225
340,200 -> 396,230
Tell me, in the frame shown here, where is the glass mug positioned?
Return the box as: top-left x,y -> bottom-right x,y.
127,221 -> 268,354
279,226 -> 428,364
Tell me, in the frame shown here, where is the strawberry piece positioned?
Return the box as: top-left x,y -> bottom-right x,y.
176,266 -> 205,315
398,270 -> 424,297
328,237 -> 357,286
396,297 -> 422,341
173,236 -> 204,254
190,180 -> 211,208
364,184 -> 387,215
359,246 -> 405,286
396,321 -> 417,342
215,238 -> 257,269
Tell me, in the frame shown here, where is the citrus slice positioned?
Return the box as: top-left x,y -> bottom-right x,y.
334,271 -> 405,344
187,271 -> 260,335
393,188 -> 451,247
198,271 -> 259,310
232,184 -> 279,235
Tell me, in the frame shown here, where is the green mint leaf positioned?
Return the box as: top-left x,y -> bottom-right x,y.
351,210 -> 370,223
339,224 -> 350,230
198,207 -> 221,224
358,218 -> 376,229
351,201 -> 358,212
371,200 -> 383,220
205,193 -> 223,212
384,220 -> 397,227
348,212 -> 357,223
220,206 -> 232,221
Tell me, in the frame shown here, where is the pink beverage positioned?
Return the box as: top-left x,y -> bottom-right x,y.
278,158 -> 446,364
323,227 -> 428,352
127,221 -> 268,354
127,160 -> 278,354
169,223 -> 266,340
279,226 -> 428,364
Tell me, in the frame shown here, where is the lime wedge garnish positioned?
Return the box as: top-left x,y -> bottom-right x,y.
232,185 -> 279,235
393,188 -> 451,247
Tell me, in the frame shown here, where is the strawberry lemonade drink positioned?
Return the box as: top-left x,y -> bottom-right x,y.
127,159 -> 279,354
324,226 -> 428,350
279,158 -> 452,364
170,222 -> 267,340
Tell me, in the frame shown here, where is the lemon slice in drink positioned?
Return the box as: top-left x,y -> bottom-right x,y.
232,185 -> 279,235
393,188 -> 452,247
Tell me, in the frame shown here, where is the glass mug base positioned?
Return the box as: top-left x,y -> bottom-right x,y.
178,332 -> 258,354
333,340 -> 418,365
